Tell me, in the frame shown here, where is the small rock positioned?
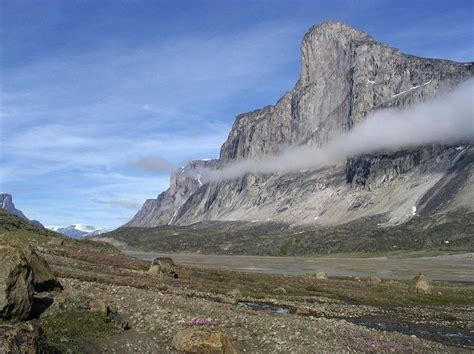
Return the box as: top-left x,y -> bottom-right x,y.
315,272 -> 328,280
148,257 -> 178,278
413,273 -> 432,295
90,300 -> 110,317
172,328 -> 237,354
368,276 -> 382,285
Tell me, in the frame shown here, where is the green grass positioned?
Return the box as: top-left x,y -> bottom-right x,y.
103,209 -> 474,256
0,209 -> 58,243
178,266 -> 474,307
43,310 -> 116,353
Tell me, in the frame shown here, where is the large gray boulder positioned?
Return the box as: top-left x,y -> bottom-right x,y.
0,233 -> 61,292
0,246 -> 34,320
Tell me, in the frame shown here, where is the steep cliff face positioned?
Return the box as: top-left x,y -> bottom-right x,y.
0,193 -> 43,227
126,159 -> 219,227
127,21 -> 473,228
220,22 -> 472,160
0,193 -> 27,220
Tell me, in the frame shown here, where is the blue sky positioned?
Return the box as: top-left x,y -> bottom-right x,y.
1,0 -> 473,228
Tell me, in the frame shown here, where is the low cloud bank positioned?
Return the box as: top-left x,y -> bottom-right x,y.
206,78 -> 474,181
130,156 -> 176,173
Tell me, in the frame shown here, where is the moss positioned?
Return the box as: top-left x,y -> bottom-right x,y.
43,310 -> 116,353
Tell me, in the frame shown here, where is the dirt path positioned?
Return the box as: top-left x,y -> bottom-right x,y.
125,251 -> 474,282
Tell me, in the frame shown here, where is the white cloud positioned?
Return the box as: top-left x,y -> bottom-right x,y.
209,78 -> 474,181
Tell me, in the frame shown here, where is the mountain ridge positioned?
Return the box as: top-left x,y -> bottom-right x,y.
0,193 -> 43,227
125,21 -> 473,229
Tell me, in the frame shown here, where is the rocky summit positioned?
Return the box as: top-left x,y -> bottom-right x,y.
125,21 -> 473,229
0,193 -> 43,228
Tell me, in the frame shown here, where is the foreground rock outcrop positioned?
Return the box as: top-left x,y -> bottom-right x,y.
125,21 -> 473,229
0,246 -> 34,320
0,234 -> 62,321
0,233 -> 61,292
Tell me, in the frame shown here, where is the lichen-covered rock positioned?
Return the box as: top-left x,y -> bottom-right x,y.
0,322 -> 50,353
0,246 -> 34,320
90,300 -> 110,317
148,257 -> 178,278
172,328 -> 237,354
315,272 -> 329,280
0,233 -> 62,292
413,273 -> 432,294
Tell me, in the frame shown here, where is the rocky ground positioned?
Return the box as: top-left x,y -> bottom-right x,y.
1,230 -> 472,353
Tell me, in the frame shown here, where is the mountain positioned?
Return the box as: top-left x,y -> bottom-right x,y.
47,224 -> 107,239
125,159 -> 219,227
0,193 -> 44,227
124,22 -> 473,234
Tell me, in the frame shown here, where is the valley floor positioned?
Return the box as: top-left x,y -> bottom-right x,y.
125,251 -> 474,282
26,240 -> 474,352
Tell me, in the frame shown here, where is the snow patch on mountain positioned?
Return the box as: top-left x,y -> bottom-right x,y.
46,224 -> 110,239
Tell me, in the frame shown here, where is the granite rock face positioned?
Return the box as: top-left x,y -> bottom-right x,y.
0,194 -> 27,220
127,21 -> 473,228
126,159 -> 219,227
221,22 -> 472,159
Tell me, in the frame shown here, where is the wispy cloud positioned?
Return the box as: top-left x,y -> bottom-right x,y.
92,198 -> 143,210
129,156 -> 176,173
1,0 -> 471,228
0,19 -> 301,227
210,78 -> 474,180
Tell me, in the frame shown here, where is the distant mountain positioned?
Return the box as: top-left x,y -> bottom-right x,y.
47,224 -> 108,239
0,193 -> 43,227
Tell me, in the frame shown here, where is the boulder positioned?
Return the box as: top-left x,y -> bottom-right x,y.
0,246 -> 34,320
413,273 -> 432,294
89,299 -> 110,317
0,322 -> 49,353
0,233 -> 62,292
172,328 -> 237,354
315,272 -> 328,280
148,257 -> 178,278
